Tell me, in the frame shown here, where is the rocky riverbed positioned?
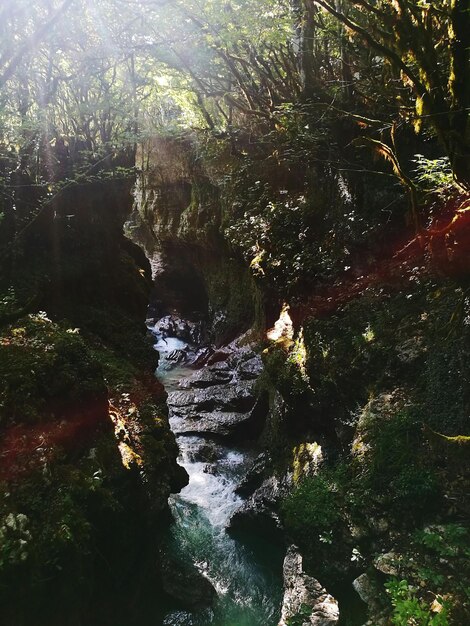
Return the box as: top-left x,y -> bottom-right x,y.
150,315 -> 284,626
149,315 -> 342,626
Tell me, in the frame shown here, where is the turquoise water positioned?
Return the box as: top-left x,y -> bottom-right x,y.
163,437 -> 283,626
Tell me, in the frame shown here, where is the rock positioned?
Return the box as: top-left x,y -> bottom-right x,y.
206,350 -> 231,366
279,546 -> 339,626
229,391 -> 269,441
374,552 -> 400,576
190,347 -> 214,368
167,378 -> 260,439
185,442 -> 220,463
155,315 -> 206,345
236,355 -> 264,380
229,475 -> 289,538
209,360 -> 232,371
188,347 -> 233,369
160,552 -> 216,609
352,573 -> 375,605
236,452 -> 270,496
179,367 -> 233,389
169,382 -> 256,415
167,347 -> 190,363
165,345 -> 269,438
352,572 -> 385,615
171,411 -> 254,437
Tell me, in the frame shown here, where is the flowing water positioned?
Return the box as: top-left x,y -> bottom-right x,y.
152,329 -> 283,626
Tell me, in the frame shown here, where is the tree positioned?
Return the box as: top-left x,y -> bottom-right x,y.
0,0 -> 74,88
309,0 -> 470,189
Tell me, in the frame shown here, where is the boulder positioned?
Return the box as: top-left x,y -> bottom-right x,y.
229,475 -> 288,538
178,367 -> 233,389
352,571 -> 387,621
236,452 -> 270,496
373,551 -> 400,576
171,411 -> 254,437
168,382 -> 256,416
155,315 -> 206,345
279,546 -> 339,626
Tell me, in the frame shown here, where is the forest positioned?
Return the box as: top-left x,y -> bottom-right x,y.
0,1 -> 469,625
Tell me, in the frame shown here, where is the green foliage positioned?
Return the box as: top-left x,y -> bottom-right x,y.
286,603 -> 313,626
402,525 -> 470,620
353,407 -> 441,519
281,497 -> 470,622
281,462 -> 362,585
422,287 -> 470,435
412,155 -> 455,197
0,287 -> 18,318
385,579 -> 450,626
204,258 -> 259,342
223,156 -> 361,295
282,473 -> 342,542
414,525 -> 470,560
263,344 -> 310,401
280,466 -> 352,583
0,513 -> 32,569
0,434 -> 124,608
0,314 -> 106,424
74,305 -> 156,376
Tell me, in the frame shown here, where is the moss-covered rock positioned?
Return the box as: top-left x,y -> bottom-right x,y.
277,278 -> 470,624
0,170 -> 187,625
0,313 -> 107,427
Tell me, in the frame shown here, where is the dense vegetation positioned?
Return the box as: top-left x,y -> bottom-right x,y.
0,1 -> 469,625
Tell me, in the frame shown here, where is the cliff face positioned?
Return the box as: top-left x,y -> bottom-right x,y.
131,136 -> 265,345
0,166 -> 187,625
132,132 -> 470,626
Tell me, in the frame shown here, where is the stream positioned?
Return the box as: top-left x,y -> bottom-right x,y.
151,322 -> 283,626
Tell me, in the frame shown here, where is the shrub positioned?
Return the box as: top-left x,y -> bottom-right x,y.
282,474 -> 342,543
385,578 -> 450,626
353,408 -> 441,519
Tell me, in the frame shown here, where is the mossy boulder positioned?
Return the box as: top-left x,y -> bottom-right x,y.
0,313 -> 108,437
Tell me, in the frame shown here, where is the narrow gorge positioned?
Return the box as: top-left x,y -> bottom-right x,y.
1,2 -> 470,626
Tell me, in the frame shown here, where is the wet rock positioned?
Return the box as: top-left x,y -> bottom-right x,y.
160,553 -> 216,609
168,382 -> 256,417
155,315 -> 206,345
279,546 -> 339,626
235,453 -> 270,496
236,355 -> 264,380
158,325 -> 268,439
229,475 -> 289,538
169,380 -> 268,439
171,411 -> 254,437
185,441 -> 220,463
189,347 -> 231,368
190,347 -> 214,368
167,347 -> 190,363
179,367 -> 233,389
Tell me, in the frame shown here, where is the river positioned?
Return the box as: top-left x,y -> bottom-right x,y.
151,325 -> 283,626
